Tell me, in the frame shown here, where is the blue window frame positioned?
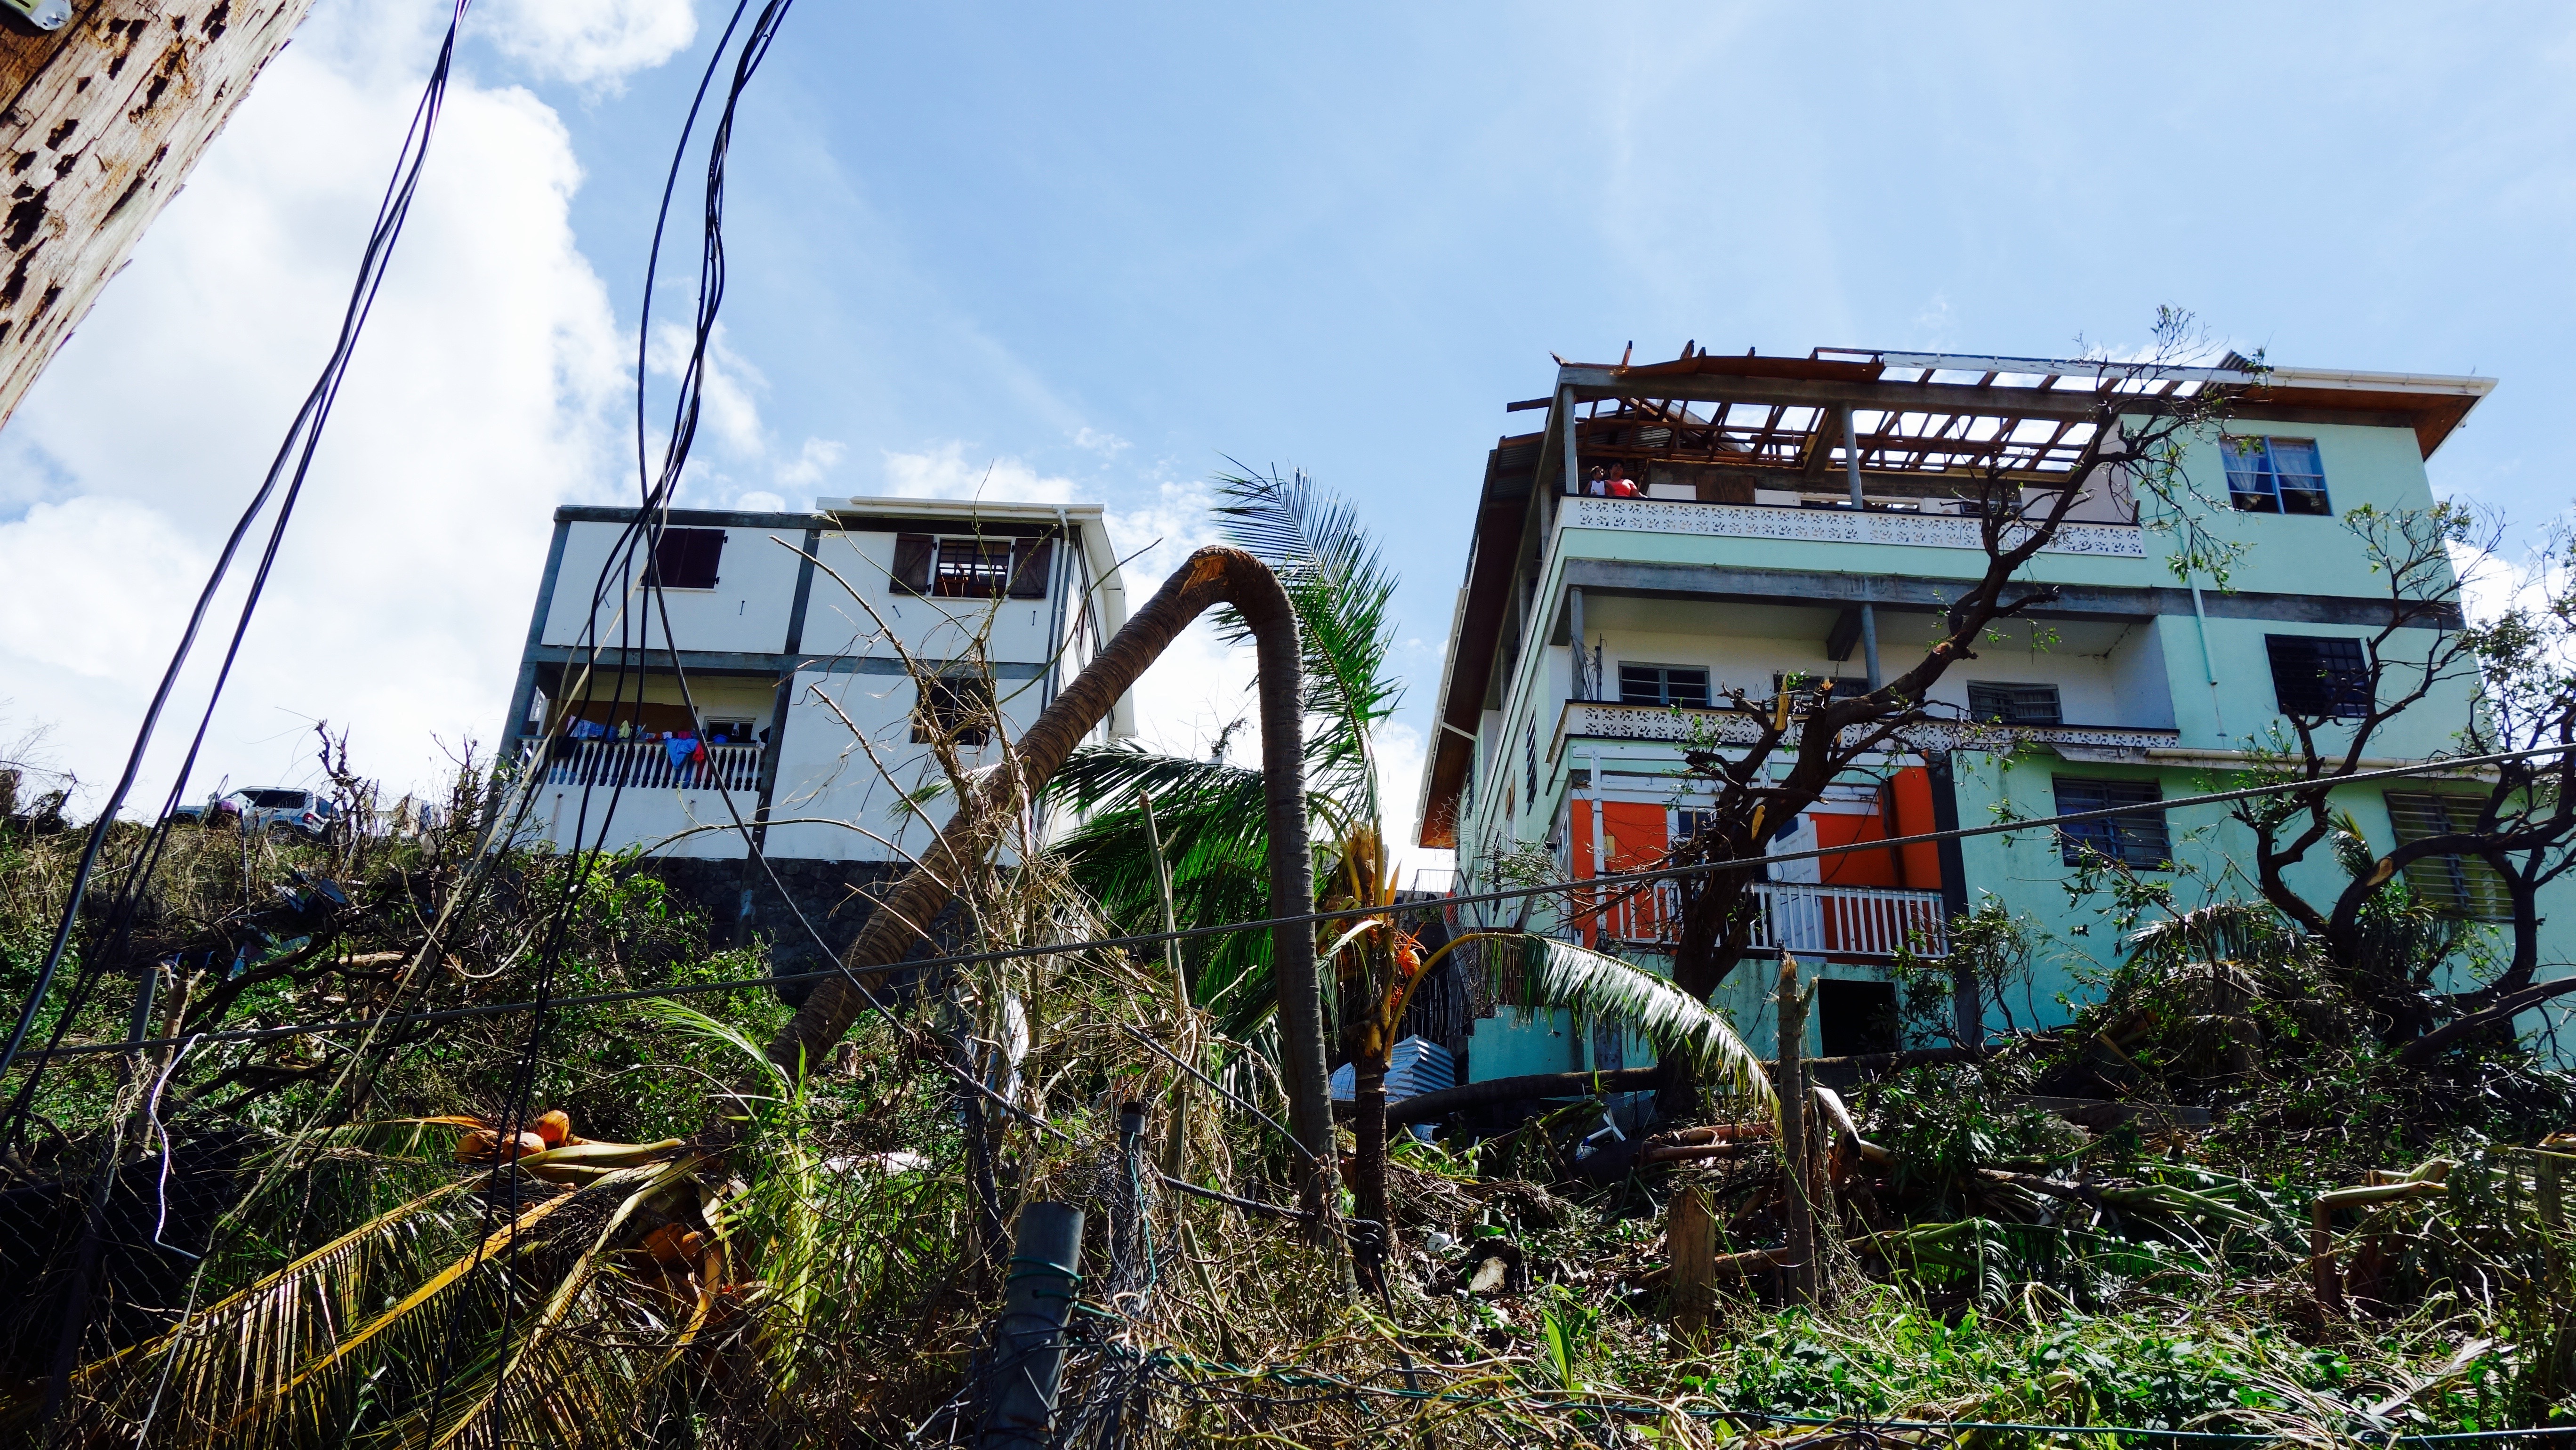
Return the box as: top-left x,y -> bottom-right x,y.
2222,437 -> 2331,516
2053,777 -> 2171,869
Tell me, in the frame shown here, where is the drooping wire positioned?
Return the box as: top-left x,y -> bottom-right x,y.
0,3 -> 481,1140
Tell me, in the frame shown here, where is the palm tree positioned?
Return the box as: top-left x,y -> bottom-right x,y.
1052,469 -> 1767,1284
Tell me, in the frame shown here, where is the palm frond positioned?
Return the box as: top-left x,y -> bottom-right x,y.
1509,936 -> 1773,1103
1210,466 -> 1403,819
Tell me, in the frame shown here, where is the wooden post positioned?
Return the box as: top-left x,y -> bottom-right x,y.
2540,1152 -> 2566,1231
1669,1181 -> 1716,1338
0,1 -> 317,431
2310,1200 -> 2340,1313
1774,953 -> 1815,1305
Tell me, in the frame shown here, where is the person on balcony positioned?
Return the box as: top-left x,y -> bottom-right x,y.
1586,465 -> 1609,497
1603,465 -> 1641,498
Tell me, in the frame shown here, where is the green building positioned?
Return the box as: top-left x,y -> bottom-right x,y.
1411,346 -> 2562,1082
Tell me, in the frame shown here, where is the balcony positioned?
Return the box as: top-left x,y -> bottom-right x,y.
1558,494 -> 2143,558
1554,700 -> 2180,762
540,739 -> 763,792
1589,880 -> 1948,960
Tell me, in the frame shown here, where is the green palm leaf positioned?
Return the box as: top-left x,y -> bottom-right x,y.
1507,935 -> 1772,1102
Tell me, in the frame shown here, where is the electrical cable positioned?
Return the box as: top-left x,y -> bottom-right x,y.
15,737 -> 2575,1067
0,0 -> 475,1136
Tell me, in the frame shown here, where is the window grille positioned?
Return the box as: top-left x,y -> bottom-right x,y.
2052,777 -> 2170,869
1619,663 -> 1711,707
2266,635 -> 2372,719
2383,793 -> 2513,920
912,674 -> 994,747
1967,681 -> 2063,726
2222,437 -> 2332,515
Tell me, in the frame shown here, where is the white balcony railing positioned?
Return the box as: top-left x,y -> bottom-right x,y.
540,740 -> 763,793
1560,494 -> 2146,557
1587,880 -> 1947,959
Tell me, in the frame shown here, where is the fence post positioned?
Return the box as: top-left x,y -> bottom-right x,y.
1669,1182 -> 1717,1338
2311,1200 -> 2341,1313
2539,1152 -> 2565,1231
977,1202 -> 1086,1450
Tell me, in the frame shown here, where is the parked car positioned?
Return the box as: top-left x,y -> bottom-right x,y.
173,788 -> 336,838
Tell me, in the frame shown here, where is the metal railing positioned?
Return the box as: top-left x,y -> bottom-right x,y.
539,740 -> 763,793
1587,879 -> 1947,959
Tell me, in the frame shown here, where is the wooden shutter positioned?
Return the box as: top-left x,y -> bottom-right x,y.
1007,537 -> 1055,599
892,533 -> 934,595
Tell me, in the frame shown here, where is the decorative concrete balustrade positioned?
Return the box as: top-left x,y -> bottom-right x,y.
1559,495 -> 2146,557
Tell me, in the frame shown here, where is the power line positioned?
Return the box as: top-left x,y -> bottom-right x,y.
17,739 -> 2572,1067
0,0 -> 475,1135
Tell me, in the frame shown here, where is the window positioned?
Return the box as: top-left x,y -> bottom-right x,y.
650,528 -> 725,589
2222,437 -> 2331,515
1816,979 -> 1900,1057
1967,681 -> 2063,726
1774,671 -> 1870,700
2267,635 -> 2372,719
704,717 -> 756,745
2383,793 -> 2512,919
1619,663 -> 1710,707
1522,725 -> 1537,806
1674,808 -> 1719,842
891,533 -> 1056,598
912,674 -> 994,747
2053,777 -> 2170,869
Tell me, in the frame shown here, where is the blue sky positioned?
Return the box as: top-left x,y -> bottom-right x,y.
2,1 -> 2570,861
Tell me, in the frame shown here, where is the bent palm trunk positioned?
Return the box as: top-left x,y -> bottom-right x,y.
757,546 -> 1336,1212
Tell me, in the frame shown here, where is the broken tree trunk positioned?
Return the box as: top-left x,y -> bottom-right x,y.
1774,953 -> 1816,1305
0,1 -> 316,430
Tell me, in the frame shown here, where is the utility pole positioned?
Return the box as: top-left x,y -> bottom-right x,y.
0,0 -> 316,430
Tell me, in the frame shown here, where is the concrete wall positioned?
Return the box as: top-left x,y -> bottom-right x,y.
541,519 -> 810,654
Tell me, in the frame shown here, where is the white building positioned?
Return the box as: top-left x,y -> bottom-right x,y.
499,496 -> 1132,970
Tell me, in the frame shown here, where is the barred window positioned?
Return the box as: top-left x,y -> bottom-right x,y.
2053,777 -> 2170,869
2384,793 -> 2512,920
1522,725 -> 1537,806
1619,663 -> 1710,708
1968,681 -> 2063,726
2267,635 -> 2372,720
912,674 -> 994,747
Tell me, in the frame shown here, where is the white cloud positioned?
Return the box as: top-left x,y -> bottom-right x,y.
878,442 -> 1078,505
0,3 -> 634,810
1073,426 -> 1130,457
478,0 -> 698,90
733,490 -> 786,513
776,436 -> 845,492
649,320 -> 766,458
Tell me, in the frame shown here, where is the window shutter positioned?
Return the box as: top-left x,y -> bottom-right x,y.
2384,793 -> 2513,920
1007,537 -> 1055,599
892,534 -> 934,595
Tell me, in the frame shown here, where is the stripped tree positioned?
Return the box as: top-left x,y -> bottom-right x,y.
1658,312 -> 2247,1032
